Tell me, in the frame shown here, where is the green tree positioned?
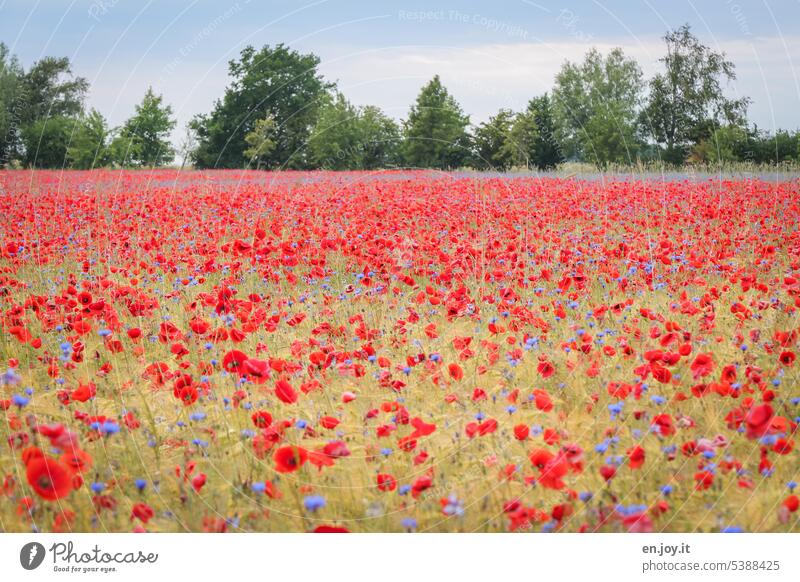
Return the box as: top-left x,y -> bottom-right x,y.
765,130 -> 799,164
21,115 -> 77,168
0,43 -> 24,165
244,113 -> 276,169
504,94 -> 564,170
67,108 -> 112,169
308,92 -> 400,170
402,75 -> 471,169
473,109 -> 515,171
191,44 -> 330,169
690,125 -> 745,165
109,134 -> 139,168
307,92 -> 358,170
641,24 -> 750,164
114,87 -> 175,167
552,48 -> 643,166
18,56 -> 88,127
1,49 -> 87,166
356,105 -> 400,170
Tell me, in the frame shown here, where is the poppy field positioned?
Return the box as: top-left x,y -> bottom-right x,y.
0,169 -> 798,533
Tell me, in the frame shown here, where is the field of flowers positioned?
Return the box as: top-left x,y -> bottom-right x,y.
0,170 -> 798,533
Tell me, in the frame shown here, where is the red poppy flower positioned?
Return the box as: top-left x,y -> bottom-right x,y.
651,414 -> 675,437
59,448 -> 93,473
411,474 -> 433,498
533,389 -> 553,412
538,454 -> 569,489
690,353 -> 714,380
376,473 -> 397,491
537,361 -> 555,378
275,379 -> 298,404
273,445 -> 308,473
222,349 -> 248,373
322,441 -> 350,458
694,470 -> 714,490
744,403 -> 773,439
178,385 -> 198,406
251,410 -> 273,428
312,525 -> 349,533
70,382 -> 96,403
243,358 -> 270,382
410,417 -> 436,438
131,502 -> 154,523
448,363 -> 463,381
26,457 -> 74,501
191,473 -> 207,493
319,416 -> 339,430
514,424 -> 530,440
627,445 -> 645,469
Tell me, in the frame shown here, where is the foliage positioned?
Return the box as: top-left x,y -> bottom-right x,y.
641,24 -> 750,164
308,93 -> 400,170
67,109 -> 112,169
0,47 -> 87,167
191,44 -> 330,169
473,109 -> 515,171
505,94 -> 564,170
113,87 -> 175,167
402,75 -> 471,169
21,115 -> 77,168
552,48 -> 643,166
244,114 -> 277,169
0,43 -> 23,165
691,125 -> 800,166
18,56 -> 88,127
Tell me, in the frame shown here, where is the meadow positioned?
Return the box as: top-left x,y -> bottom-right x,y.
0,169 -> 798,533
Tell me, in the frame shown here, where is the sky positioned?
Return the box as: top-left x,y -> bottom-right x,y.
1,0 -> 799,148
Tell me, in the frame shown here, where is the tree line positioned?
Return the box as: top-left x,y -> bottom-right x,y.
1,24 -> 798,171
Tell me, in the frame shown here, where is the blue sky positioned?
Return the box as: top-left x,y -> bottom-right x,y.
2,0 -> 798,145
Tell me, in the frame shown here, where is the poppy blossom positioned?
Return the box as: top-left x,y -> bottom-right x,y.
312,525 -> 349,533
222,350 -> 248,374
71,382 -> 96,403
627,445 -> 645,469
744,404 -> 773,439
513,424 -> 530,440
376,473 -> 397,491
319,416 -> 339,430
26,457 -> 74,501
448,363 -> 463,381
131,502 -> 154,523
273,445 -> 308,473
690,353 -> 715,380
275,379 -> 298,404
537,361 -> 555,378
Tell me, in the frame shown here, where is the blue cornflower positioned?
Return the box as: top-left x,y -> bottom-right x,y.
12,394 -> 29,408
303,495 -> 326,511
